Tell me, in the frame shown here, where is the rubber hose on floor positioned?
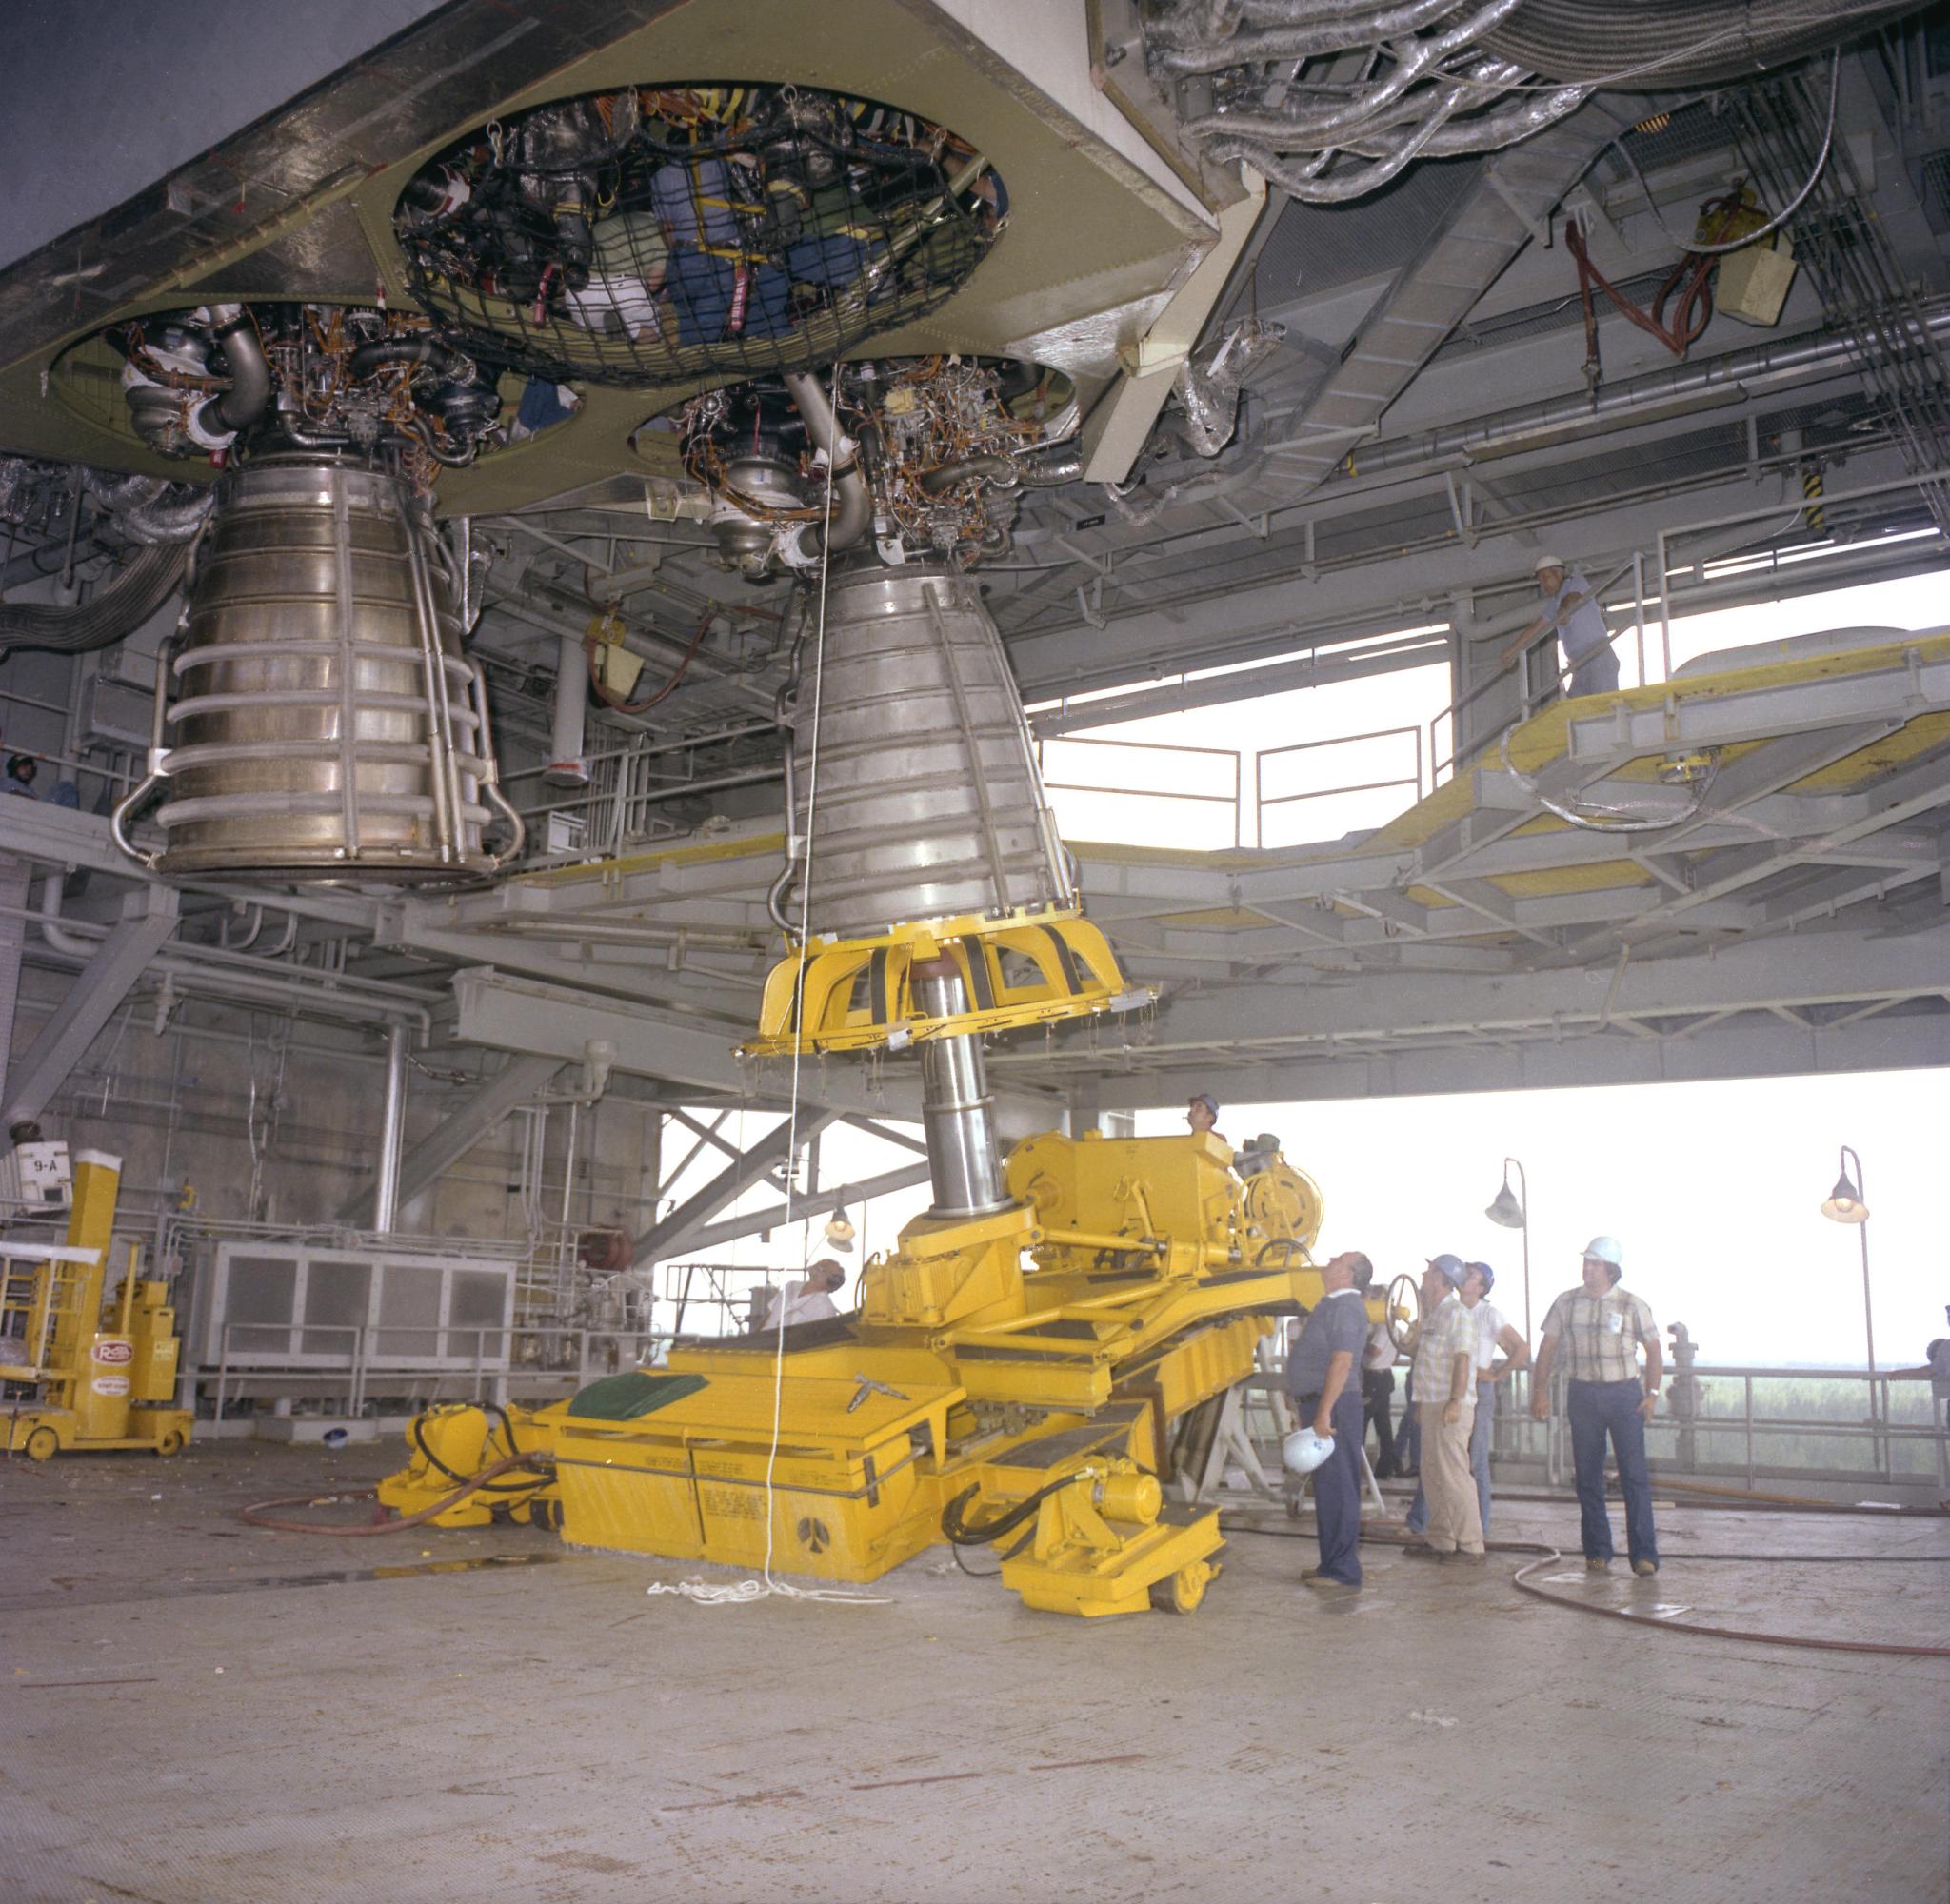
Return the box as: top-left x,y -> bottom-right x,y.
239,1453 -> 550,1535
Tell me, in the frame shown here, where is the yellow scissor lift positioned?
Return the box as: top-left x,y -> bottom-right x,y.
1,1150 -> 191,1459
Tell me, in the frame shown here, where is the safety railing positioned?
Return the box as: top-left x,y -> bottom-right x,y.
1036,727 -> 1431,852
1037,732 -> 1244,850
1254,724 -> 1424,848
1267,1361 -> 1945,1495
206,1321 -> 665,1421
507,726 -> 781,863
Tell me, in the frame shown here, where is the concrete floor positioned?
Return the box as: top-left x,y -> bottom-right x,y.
4,1443 -> 1945,1904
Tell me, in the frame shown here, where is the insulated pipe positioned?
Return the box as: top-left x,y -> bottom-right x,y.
1340,305 -> 1950,476
0,542 -> 189,656
911,956 -> 1008,1220
547,627 -> 590,786
781,371 -> 871,554
198,307 -> 273,437
372,1022 -> 409,1233
347,336 -> 464,379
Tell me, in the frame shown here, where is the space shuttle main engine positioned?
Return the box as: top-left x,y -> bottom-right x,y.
91,300 -> 527,885
113,458 -> 522,883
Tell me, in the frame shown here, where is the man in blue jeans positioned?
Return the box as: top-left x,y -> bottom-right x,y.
1530,1236 -> 1663,1576
1283,1249 -> 1375,1592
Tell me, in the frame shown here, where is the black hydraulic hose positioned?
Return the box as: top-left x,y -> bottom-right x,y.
0,542 -> 189,656
940,1474 -> 1084,1547
409,1410 -> 546,1495
1221,1517 -> 1950,1657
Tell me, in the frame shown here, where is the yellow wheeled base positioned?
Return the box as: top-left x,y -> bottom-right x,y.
4,1406 -> 191,1460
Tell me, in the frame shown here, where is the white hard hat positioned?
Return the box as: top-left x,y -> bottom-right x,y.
1283,1427 -> 1336,1476
1534,551 -> 1567,574
1582,1235 -> 1623,1266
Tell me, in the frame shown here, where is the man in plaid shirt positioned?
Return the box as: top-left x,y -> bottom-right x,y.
1531,1236 -> 1662,1576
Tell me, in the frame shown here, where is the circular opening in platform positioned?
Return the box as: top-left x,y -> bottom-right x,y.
392,82 -> 1006,389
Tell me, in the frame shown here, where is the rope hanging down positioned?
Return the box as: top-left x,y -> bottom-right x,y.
649,362 -> 889,1611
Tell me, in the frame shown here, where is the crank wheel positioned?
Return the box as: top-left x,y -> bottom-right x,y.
1148,1557 -> 1214,1615
1384,1273 -> 1420,1353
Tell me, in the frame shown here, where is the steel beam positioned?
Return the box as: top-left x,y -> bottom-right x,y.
632,1109 -> 838,1268
675,1160 -> 933,1257
449,967 -> 1060,1128
334,1049 -> 561,1222
1,884 -> 178,1129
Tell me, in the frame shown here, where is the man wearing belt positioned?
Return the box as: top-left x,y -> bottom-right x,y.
1403,1259 -> 1528,1539
1283,1249 -> 1375,1592
1531,1236 -> 1662,1576
1411,1254 -> 1484,1562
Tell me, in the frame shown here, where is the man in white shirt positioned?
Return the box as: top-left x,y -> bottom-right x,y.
1462,1259 -> 1528,1536
1501,553 -> 1620,697
1360,1304 -> 1402,1480
757,1259 -> 846,1333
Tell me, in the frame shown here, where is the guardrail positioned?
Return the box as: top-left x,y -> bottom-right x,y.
1254,1359 -> 1946,1495
1035,726 -> 1429,852
207,1321 -> 663,1420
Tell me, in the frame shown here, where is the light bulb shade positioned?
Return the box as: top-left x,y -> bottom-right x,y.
1485,1184 -> 1526,1229
1820,1173 -> 1868,1224
824,1207 -> 858,1252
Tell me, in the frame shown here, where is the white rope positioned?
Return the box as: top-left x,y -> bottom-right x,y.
653,363 -> 889,1611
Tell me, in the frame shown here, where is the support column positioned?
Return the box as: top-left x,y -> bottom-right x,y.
371,1022 -> 408,1233
912,956 -> 1007,1219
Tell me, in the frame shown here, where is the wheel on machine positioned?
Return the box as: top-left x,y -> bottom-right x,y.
1148,1559 -> 1212,1615
1384,1272 -> 1420,1352
23,1424 -> 59,1461
153,1427 -> 187,1458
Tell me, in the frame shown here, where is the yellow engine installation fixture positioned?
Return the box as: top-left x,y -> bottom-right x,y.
1,1149 -> 192,1459
384,959 -> 1360,1616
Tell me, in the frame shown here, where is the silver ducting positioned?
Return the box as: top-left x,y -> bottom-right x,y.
1144,0 -> 1913,204
779,565 -> 1073,941
113,456 -> 521,884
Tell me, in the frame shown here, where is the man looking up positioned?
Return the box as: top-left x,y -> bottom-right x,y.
1283,1250 -> 1374,1592
1412,1254 -> 1484,1563
1531,1237 -> 1661,1576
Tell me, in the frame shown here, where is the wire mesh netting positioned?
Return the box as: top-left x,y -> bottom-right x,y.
393,83 -> 1006,389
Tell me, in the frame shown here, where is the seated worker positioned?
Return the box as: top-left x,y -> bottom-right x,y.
757,1259 -> 846,1333
1185,1093 -> 1226,1145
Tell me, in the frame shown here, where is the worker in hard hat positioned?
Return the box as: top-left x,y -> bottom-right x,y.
1402,1259 -> 1527,1540
1283,1249 -> 1375,1591
757,1258 -> 846,1333
1530,1237 -> 1661,1576
1499,554 -> 1620,698
1185,1093 -> 1225,1143
1404,1254 -> 1485,1562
